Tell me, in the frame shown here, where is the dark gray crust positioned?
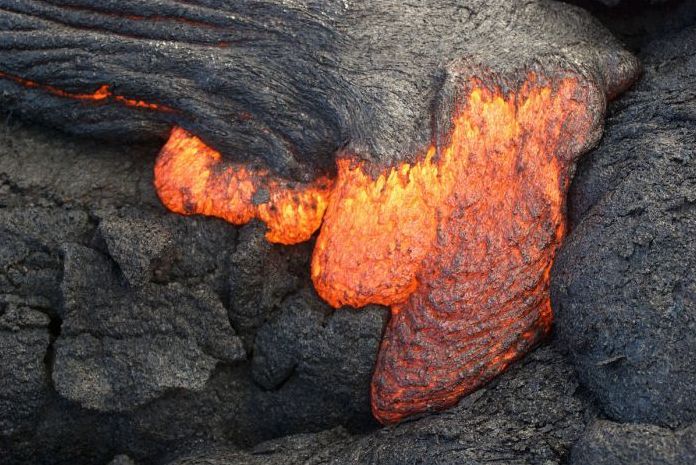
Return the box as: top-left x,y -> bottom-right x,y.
0,1 -> 638,180
570,420 -> 696,465
551,24 -> 696,427
161,346 -> 591,465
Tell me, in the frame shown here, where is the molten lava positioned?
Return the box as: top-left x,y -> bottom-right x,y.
312,75 -> 594,423
154,127 -> 333,245
152,73 -> 596,424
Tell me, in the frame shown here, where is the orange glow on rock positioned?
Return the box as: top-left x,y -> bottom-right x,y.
311,75 -> 595,423
154,127 -> 333,245
0,71 -> 172,111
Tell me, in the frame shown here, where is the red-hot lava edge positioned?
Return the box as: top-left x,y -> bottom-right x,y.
155,73 -> 597,424
1,71 -> 596,424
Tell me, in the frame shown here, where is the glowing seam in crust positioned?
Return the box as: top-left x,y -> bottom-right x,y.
0,71 -> 173,111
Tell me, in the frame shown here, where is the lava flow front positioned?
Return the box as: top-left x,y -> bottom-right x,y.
312,75 -> 594,423
153,73 -> 596,424
154,127 -> 333,245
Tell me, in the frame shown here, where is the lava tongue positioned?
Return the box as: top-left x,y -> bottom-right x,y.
312,74 -> 597,423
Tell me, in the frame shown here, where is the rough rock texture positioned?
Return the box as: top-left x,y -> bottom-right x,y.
570,420 -> 696,465
0,121 -> 394,464
229,223 -> 313,349
167,346 -> 591,465
0,302 -> 51,436
109,456 -> 138,465
55,242 -> 245,411
0,0 -> 637,181
552,24 -> 696,427
252,295 -> 388,425
573,0 -> 696,52
97,212 -> 173,287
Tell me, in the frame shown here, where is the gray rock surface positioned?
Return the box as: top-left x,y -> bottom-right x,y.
97,212 -> 173,287
0,302 -> 51,436
167,346 -> 591,465
571,420 -> 696,465
552,24 -> 696,427
55,243 -> 245,411
108,455 -> 138,465
229,223 -> 312,350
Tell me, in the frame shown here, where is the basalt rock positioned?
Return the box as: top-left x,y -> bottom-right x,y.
0,302 -> 51,436
229,223 -> 313,350
570,420 -> 696,465
165,346 -> 591,465
56,242 -> 246,411
552,23 -> 696,427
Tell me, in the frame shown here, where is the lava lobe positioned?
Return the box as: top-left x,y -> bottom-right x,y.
153,73 -> 598,423
154,127 -> 333,245
313,75 -> 594,423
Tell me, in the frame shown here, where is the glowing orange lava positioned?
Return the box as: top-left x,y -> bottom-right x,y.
3,65 -> 598,423
312,74 -> 595,423
154,127 -> 333,244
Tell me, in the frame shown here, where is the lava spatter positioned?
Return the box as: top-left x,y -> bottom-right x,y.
311,75 -> 596,423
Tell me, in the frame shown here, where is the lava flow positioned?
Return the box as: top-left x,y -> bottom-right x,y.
152,73 -> 596,424
311,74 -> 595,423
154,127 -> 333,244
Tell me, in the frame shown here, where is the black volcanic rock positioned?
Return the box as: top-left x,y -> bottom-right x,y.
166,346 -> 590,465
0,0 -> 637,180
229,223 -> 312,349
552,24 -> 696,427
251,294 -> 388,431
570,420 -> 696,465
55,243 -> 245,411
0,302 -> 51,436
97,212 -> 174,287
